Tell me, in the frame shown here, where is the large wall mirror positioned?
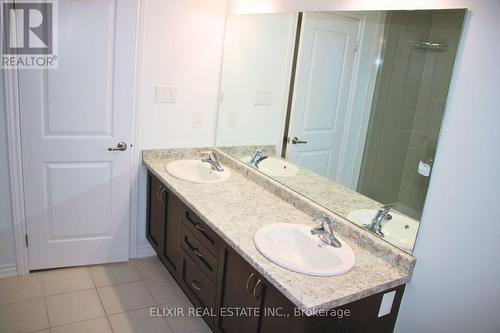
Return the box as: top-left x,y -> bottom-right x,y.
216,9 -> 466,253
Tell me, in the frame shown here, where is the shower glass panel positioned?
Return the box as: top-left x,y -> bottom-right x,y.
358,11 -> 464,220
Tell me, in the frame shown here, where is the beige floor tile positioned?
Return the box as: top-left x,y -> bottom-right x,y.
46,289 -> 105,327
89,262 -> 140,287
109,307 -> 174,333
50,317 -> 112,333
161,301 -> 212,333
0,273 -> 43,306
143,274 -> 187,305
0,299 -> 49,333
42,267 -> 94,296
131,257 -> 169,280
97,281 -> 155,315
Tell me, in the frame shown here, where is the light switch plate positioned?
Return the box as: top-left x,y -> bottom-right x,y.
155,86 -> 177,103
255,91 -> 272,105
193,111 -> 204,128
378,290 -> 396,317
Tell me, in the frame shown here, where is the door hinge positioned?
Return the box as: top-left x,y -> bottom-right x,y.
354,41 -> 360,53
25,234 -> 29,247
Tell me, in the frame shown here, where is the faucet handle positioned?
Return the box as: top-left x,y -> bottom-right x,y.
311,224 -> 327,236
311,216 -> 331,235
313,216 -> 332,227
250,149 -> 263,163
311,216 -> 342,248
379,204 -> 393,212
201,150 -> 219,161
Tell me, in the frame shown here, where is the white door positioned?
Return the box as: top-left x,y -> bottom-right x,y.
287,13 -> 360,182
19,0 -> 138,270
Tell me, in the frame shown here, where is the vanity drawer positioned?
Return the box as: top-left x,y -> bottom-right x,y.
181,254 -> 216,310
181,226 -> 218,283
182,208 -> 220,256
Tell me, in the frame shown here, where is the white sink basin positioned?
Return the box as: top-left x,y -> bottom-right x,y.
243,156 -> 299,177
254,223 -> 355,276
347,209 -> 419,251
166,160 -> 231,184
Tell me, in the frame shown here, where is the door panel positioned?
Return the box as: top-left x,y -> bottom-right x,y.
287,13 -> 360,181
20,0 -> 138,270
147,174 -> 166,253
163,189 -> 183,274
46,162 -> 112,239
46,0 -> 115,136
218,248 -> 262,333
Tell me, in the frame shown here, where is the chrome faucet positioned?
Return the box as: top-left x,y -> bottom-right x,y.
364,205 -> 393,237
311,216 -> 342,248
249,149 -> 268,168
201,151 -> 224,172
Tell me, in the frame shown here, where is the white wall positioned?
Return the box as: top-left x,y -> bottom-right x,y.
216,13 -> 296,150
0,72 -> 17,275
139,0 -> 228,150
228,1 -> 500,332
135,0 -> 228,255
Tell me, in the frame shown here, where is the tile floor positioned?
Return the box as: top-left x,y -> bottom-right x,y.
0,257 -> 212,333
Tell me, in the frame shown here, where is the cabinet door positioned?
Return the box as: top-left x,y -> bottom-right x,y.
217,247 -> 263,333
146,173 -> 166,254
162,190 -> 183,277
259,285 -> 304,333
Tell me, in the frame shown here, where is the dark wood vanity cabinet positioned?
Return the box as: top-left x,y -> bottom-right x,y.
216,246 -> 303,333
146,172 -> 182,278
146,172 -> 405,333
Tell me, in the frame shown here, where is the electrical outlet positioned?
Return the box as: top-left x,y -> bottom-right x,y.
193,111 -> 204,128
378,291 -> 396,317
155,86 -> 177,103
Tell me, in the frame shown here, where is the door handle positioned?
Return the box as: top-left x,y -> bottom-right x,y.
108,142 -> 127,151
290,137 -> 307,144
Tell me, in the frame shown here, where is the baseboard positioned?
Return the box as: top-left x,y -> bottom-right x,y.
0,264 -> 18,279
135,243 -> 155,258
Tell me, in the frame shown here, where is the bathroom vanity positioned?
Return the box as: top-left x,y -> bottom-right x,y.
143,148 -> 415,333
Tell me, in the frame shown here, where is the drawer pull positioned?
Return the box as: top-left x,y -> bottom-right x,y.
193,247 -> 204,259
191,280 -> 203,292
246,273 -> 256,293
158,187 -> 166,203
194,223 -> 206,233
155,186 -> 162,201
253,279 -> 263,300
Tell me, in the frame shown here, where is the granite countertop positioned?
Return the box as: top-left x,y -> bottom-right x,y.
143,149 -> 414,314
